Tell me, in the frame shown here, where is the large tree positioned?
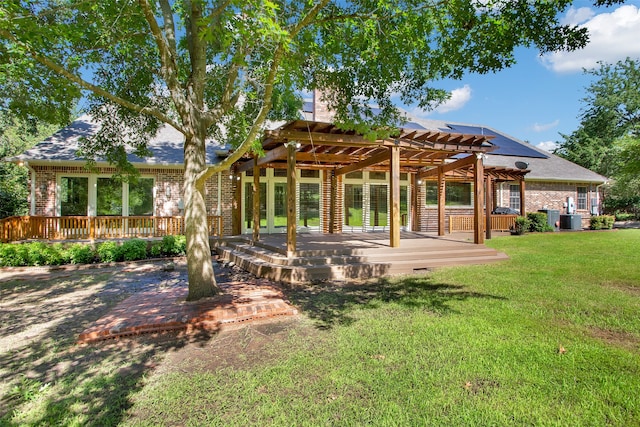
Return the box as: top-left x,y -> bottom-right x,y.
555,57 -> 640,205
0,0 -> 621,300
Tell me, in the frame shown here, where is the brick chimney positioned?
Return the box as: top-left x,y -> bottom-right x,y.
312,89 -> 335,123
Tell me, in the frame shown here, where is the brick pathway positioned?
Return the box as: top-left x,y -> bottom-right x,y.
78,278 -> 298,344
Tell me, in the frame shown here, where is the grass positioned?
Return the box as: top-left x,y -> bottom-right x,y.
123,230 -> 640,426
1,231 -> 638,426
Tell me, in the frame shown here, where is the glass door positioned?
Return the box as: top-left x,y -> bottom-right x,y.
299,183 -> 320,230
244,182 -> 267,231
344,184 -> 364,231
368,184 -> 388,231
271,182 -> 287,233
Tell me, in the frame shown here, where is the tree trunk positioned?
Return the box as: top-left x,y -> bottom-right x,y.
184,131 -> 219,301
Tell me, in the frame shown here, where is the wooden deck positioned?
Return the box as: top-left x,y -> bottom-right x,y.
215,231 -> 509,284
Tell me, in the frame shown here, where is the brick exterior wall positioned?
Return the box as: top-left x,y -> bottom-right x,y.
30,165 -> 236,233
321,171 -> 343,233
495,180 -> 602,227
30,165 -> 603,235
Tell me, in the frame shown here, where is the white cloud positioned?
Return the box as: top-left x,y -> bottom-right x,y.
541,5 -> 640,73
536,141 -> 558,152
435,84 -> 472,113
561,7 -> 595,25
531,119 -> 560,132
407,85 -> 472,118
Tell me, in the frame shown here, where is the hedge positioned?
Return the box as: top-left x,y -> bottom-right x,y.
0,235 -> 188,268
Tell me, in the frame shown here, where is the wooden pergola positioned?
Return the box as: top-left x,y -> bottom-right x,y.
419,162 -> 529,240
234,120 -> 500,256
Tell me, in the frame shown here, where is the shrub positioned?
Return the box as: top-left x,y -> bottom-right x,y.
510,216 -> 531,235
590,215 -> 615,230
119,239 -> 148,261
161,235 -> 186,256
67,243 -> 95,264
526,212 -> 554,232
149,242 -> 163,257
0,243 -> 30,267
45,243 -> 69,265
22,242 -> 68,266
614,212 -> 635,221
97,241 -> 120,263
26,242 -> 51,266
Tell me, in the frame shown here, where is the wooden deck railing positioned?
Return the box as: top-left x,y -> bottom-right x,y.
0,215 -> 223,243
449,215 -> 518,233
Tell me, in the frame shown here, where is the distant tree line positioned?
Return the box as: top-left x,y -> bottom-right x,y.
555,57 -> 640,218
0,112 -> 57,219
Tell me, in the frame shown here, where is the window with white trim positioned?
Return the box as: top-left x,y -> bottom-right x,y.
577,186 -> 587,210
509,185 -> 520,211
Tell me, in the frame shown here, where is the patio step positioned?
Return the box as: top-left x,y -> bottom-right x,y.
215,238 -> 509,284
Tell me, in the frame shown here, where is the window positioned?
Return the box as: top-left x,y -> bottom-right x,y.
129,178 -> 154,216
245,168 -> 267,177
60,175 -> 154,217
60,177 -> 88,215
300,169 -> 320,178
97,178 -> 123,216
369,171 -> 386,180
447,182 -> 471,206
345,171 -> 363,179
509,185 -> 520,211
425,181 -> 472,206
273,168 -> 288,178
577,187 -> 587,210
425,182 -> 438,205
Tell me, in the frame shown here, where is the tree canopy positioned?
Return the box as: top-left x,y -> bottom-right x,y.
1,0 -> 624,299
555,57 -> 640,211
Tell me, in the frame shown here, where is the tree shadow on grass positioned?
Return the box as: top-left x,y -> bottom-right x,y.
0,266 -> 215,427
285,275 -> 507,330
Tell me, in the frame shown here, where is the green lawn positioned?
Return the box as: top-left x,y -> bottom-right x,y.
124,230 -> 640,426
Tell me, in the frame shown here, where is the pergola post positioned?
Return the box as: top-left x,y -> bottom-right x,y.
519,179 -> 526,217
411,174 -> 419,231
329,170 -> 337,233
252,159 -> 260,242
437,166 -> 446,236
485,175 -> 494,240
286,143 -> 297,256
389,146 -> 401,247
473,154 -> 485,244
232,170 -> 241,235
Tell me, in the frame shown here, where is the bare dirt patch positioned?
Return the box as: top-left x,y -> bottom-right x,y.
586,326 -> 640,353
153,317 -> 320,377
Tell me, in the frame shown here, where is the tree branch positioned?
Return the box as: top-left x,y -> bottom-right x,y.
159,0 -> 178,58
0,28 -> 184,133
196,0 -> 331,185
138,0 -> 188,116
184,0 -> 207,109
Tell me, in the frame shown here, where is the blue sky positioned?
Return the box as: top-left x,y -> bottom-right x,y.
402,1 -> 640,152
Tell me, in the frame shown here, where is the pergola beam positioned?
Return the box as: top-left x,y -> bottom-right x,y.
335,150 -> 391,176
236,144 -> 288,173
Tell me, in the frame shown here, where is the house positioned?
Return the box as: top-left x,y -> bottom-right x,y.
7,96 -> 606,244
